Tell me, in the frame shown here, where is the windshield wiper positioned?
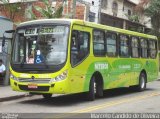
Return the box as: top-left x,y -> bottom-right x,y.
20,56 -> 25,68
42,58 -> 49,69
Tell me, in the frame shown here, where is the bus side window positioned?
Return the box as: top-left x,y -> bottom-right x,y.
131,36 -> 139,58
71,30 -> 90,66
119,34 -> 130,57
140,38 -> 148,58
106,32 -> 117,57
93,30 -> 105,56
149,40 -> 157,59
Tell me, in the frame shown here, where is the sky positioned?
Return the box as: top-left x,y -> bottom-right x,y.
130,0 -> 140,4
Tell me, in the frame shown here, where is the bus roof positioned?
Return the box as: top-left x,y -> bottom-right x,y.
18,19 -> 157,40
18,19 -> 72,27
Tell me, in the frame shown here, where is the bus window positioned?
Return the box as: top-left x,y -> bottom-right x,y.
119,34 -> 129,57
140,38 -> 148,58
131,37 -> 139,58
149,40 -> 157,59
93,30 -> 105,56
106,32 -> 117,57
71,30 -> 90,66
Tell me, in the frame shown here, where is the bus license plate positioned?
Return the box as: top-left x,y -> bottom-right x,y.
28,84 -> 38,89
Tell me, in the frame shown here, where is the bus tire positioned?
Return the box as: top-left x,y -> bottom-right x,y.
87,77 -> 96,101
42,94 -> 52,99
96,79 -> 103,98
137,73 -> 147,91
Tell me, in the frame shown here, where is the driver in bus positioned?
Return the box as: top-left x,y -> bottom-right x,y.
71,33 -> 78,65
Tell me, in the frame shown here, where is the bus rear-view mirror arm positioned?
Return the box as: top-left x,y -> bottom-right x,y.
2,30 -> 15,47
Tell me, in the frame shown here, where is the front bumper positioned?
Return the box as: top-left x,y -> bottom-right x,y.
10,78 -> 69,94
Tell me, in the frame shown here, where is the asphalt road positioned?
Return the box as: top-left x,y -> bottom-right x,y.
0,80 -> 160,118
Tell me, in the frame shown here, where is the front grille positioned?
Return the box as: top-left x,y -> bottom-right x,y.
19,85 -> 50,91
19,78 -> 51,83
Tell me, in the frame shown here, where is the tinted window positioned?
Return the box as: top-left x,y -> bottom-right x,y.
119,34 -> 129,57
149,40 -> 157,59
131,37 -> 139,58
106,32 -> 117,57
93,30 -> 105,56
140,38 -> 148,58
71,30 -> 90,66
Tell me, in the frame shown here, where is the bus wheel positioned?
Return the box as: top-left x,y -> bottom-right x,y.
96,79 -> 103,98
87,77 -> 96,101
137,73 -> 146,91
42,94 -> 52,99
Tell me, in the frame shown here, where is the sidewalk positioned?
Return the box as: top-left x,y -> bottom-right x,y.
0,86 -> 29,102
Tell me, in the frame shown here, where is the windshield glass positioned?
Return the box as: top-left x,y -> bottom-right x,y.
12,25 -> 69,65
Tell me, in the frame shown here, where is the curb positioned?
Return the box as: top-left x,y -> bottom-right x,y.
0,93 -> 32,102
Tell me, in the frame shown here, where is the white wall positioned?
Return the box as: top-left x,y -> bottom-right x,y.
101,0 -> 135,20
123,1 -> 135,19
101,0 -> 123,18
81,0 -> 100,23
0,18 -> 13,38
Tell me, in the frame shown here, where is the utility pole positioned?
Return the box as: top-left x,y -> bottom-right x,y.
98,0 -> 102,23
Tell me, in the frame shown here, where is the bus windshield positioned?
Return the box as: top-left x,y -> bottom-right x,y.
12,25 -> 69,66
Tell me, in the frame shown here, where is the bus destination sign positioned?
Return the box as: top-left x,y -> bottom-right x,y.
24,28 -> 37,36
39,27 -> 63,34
24,27 -> 64,36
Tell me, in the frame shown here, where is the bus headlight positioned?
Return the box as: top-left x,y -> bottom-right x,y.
50,70 -> 68,83
10,74 -> 19,81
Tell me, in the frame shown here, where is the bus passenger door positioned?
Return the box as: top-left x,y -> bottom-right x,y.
69,25 -> 92,93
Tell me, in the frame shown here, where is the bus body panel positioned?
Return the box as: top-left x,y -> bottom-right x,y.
10,19 -> 159,96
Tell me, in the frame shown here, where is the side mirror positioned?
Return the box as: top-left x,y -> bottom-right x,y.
5,30 -> 15,33
2,30 -> 15,47
2,35 -> 6,47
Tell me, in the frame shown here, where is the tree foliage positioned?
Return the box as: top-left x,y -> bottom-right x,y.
135,0 -> 150,15
145,0 -> 160,37
0,0 -> 23,21
135,0 -> 160,37
126,14 -> 139,23
28,0 -> 65,19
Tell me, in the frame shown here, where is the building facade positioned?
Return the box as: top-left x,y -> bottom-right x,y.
100,0 -> 145,32
0,0 -> 153,32
0,0 -> 86,24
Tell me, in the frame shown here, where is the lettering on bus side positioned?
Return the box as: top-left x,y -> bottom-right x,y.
95,63 -> 109,70
119,65 -> 131,69
133,64 -> 141,69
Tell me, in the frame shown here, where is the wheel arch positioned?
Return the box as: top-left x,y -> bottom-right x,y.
140,69 -> 147,82
91,71 -> 104,89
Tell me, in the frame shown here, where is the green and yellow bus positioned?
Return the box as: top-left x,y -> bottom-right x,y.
10,19 -> 158,101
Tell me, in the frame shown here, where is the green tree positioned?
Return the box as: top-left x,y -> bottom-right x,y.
144,0 -> 160,38
28,0 -> 66,19
135,0 -> 160,37
126,14 -> 139,23
0,0 -> 23,21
